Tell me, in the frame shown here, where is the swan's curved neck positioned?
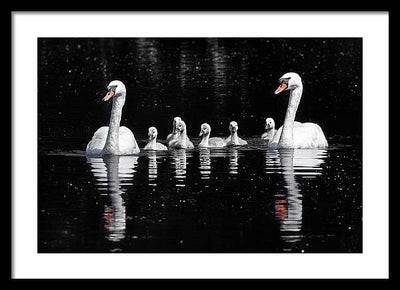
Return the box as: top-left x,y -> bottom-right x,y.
230,131 -> 239,143
177,129 -> 188,146
200,134 -> 210,146
147,137 -> 157,149
279,85 -> 302,148
265,128 -> 275,139
103,94 -> 125,155
178,129 -> 187,139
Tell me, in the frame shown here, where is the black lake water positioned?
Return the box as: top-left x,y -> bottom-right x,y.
38,38 -> 362,253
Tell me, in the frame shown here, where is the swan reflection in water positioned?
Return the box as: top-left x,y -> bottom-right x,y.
86,155 -> 138,243
228,147 -> 239,175
267,149 -> 327,252
170,149 -> 190,187
147,150 -> 158,186
199,148 -> 211,180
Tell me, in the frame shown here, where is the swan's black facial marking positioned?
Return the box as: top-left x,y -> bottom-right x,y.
278,77 -> 290,87
107,85 -> 117,92
103,85 -> 118,101
106,85 -> 118,98
275,77 -> 291,94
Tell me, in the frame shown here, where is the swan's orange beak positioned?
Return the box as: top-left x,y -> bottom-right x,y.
274,81 -> 287,94
103,89 -> 115,101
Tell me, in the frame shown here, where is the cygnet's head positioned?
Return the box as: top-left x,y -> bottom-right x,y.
103,80 -> 126,101
199,123 -> 211,137
148,126 -> 158,140
175,120 -> 187,134
229,121 -> 238,133
172,116 -> 182,128
274,72 -> 302,94
265,118 -> 275,130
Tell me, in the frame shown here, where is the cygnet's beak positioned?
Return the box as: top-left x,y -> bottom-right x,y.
199,130 -> 203,137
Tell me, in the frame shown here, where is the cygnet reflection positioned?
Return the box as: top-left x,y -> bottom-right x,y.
199,148 -> 211,180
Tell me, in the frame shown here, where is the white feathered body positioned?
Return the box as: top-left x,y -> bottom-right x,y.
86,126 -> 140,156
268,121 -> 328,149
199,137 -> 226,148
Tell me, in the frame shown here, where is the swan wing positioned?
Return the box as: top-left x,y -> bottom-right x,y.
186,140 -> 194,149
209,137 -> 226,147
119,126 -> 140,154
293,123 -> 328,148
268,123 -> 327,149
238,137 -> 248,145
156,142 -> 168,150
86,126 -> 109,155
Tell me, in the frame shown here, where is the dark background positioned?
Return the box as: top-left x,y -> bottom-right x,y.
38,38 -> 362,151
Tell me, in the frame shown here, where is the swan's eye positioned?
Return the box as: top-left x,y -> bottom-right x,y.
107,85 -> 117,93
279,77 -> 290,86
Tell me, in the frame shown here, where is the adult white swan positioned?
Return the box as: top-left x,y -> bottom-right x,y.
85,80 -> 140,156
268,72 -> 328,149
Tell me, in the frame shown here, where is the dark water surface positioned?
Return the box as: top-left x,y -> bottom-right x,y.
38,38 -> 362,252
38,137 -> 362,253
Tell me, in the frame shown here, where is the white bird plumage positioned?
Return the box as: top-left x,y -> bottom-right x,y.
261,117 -> 277,143
268,72 -> 328,149
168,120 -> 194,149
85,80 -> 140,156
225,121 -> 247,146
198,123 -> 226,148
166,116 -> 182,146
144,126 -> 168,151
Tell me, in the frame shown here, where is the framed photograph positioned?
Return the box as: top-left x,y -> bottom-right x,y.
12,11 -> 389,279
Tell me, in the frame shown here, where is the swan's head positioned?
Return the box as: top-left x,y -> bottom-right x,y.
103,80 -> 126,101
148,126 -> 158,140
229,121 -> 238,133
175,120 -> 187,134
274,72 -> 302,94
265,118 -> 275,130
199,123 -> 211,137
172,116 -> 182,128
